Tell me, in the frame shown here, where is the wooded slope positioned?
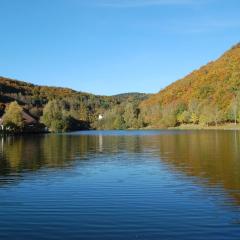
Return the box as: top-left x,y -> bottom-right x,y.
140,43 -> 240,126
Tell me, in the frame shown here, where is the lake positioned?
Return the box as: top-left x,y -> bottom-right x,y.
0,130 -> 240,240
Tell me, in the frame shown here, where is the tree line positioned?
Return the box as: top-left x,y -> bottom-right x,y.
0,95 -> 147,132
140,93 -> 240,128
2,91 -> 240,132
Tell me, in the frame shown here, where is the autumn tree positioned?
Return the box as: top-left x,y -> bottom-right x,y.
3,101 -> 24,131
160,104 -> 177,127
230,91 -> 240,125
123,102 -> 140,129
188,100 -> 200,124
177,110 -> 190,124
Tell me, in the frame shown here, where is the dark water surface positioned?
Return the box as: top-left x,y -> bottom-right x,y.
0,130 -> 240,240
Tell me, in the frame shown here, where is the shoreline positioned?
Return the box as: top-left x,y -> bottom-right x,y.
1,124 -> 240,135
169,123 -> 240,131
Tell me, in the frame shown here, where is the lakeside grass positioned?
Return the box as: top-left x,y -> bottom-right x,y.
170,123 -> 240,131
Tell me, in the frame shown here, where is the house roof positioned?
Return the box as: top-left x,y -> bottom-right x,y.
0,110 -> 37,125
0,109 -> 4,118
22,111 -> 37,124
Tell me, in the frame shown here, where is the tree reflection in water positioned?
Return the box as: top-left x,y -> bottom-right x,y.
0,130 -> 240,204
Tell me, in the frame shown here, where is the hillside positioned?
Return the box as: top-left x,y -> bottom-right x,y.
0,76 -> 104,104
140,43 -> 240,127
0,77 -> 148,106
0,76 -> 149,131
112,92 -> 149,101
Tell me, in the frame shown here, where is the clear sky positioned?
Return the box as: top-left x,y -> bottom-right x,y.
0,0 -> 240,95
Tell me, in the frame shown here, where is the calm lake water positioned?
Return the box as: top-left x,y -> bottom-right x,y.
0,130 -> 240,240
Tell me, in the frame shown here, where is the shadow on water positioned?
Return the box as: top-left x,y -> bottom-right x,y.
1,130 -> 240,204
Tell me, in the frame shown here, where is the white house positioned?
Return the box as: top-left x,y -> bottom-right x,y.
98,114 -> 103,120
0,118 -> 3,130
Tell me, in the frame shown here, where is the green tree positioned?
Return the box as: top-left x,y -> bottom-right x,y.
212,105 -> 223,126
188,100 -> 200,124
113,115 -> 126,129
41,100 -> 70,132
199,105 -> 222,126
230,92 -> 240,125
3,101 -> 24,131
160,104 -> 177,127
177,110 -> 190,124
123,102 -> 140,129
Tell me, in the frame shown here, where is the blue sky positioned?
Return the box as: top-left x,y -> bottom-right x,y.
0,0 -> 240,95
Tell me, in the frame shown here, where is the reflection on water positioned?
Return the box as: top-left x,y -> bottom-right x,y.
0,130 -> 240,239
1,131 -> 240,199
155,131 -> 240,204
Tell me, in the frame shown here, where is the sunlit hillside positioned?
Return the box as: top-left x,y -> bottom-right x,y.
141,43 -> 240,127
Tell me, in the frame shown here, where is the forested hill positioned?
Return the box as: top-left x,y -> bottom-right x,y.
112,92 -> 149,100
0,76 -> 97,103
140,43 -> 240,127
0,76 -> 149,131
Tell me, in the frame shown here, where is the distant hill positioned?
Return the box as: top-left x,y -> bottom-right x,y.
0,76 -> 94,104
112,92 -> 150,102
140,43 -> 240,126
0,77 -> 149,104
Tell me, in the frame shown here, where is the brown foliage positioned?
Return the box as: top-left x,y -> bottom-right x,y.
141,43 -> 240,125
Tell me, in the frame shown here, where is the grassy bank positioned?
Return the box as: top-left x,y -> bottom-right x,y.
170,123 -> 240,130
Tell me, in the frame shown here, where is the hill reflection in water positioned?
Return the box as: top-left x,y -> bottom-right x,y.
0,130 -> 240,204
